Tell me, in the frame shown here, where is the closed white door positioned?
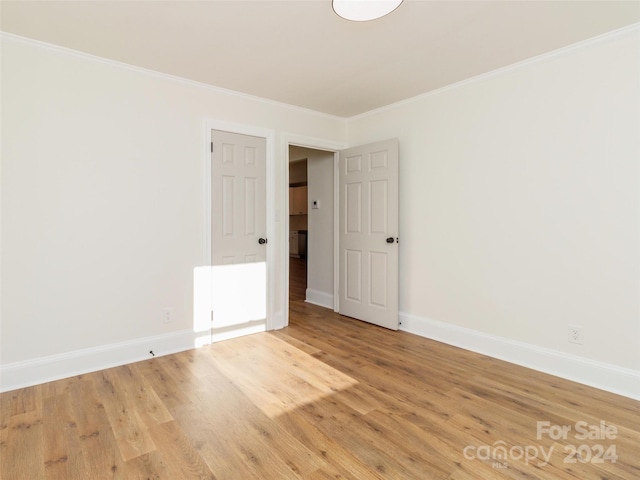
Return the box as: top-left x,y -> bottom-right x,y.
338,139 -> 399,330
211,129 -> 267,331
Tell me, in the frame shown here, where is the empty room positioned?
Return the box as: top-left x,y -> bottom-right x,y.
1,1 -> 639,478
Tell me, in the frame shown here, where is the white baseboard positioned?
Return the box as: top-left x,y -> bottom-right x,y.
399,312 -> 640,401
0,321 -> 275,393
0,329 -> 202,393
6,313 -> 637,401
305,289 -> 334,309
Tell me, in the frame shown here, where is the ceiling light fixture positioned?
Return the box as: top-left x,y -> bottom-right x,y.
332,0 -> 403,22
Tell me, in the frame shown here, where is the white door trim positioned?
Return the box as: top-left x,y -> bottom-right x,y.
281,133 -> 347,327
203,119 -> 276,330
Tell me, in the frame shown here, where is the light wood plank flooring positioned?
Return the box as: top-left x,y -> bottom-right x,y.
2,258 -> 639,479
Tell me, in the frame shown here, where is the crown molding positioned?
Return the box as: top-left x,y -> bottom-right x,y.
349,22 -> 640,122
0,31 -> 346,123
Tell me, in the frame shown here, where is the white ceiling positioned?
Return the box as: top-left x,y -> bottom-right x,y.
2,1 -> 639,117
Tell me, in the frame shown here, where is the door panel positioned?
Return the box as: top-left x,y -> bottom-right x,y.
212,130 -> 266,265
370,180 -> 388,233
346,249 -> 362,302
346,183 -> 362,233
370,251 -> 388,308
211,129 -> 267,332
339,139 -> 399,330
222,176 -> 234,236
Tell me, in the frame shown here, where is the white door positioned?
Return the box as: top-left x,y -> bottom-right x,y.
211,129 -> 267,334
338,139 -> 399,330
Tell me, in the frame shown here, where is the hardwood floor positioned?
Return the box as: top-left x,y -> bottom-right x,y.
2,259 -> 639,479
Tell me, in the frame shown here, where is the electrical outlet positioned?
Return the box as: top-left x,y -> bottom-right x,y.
162,307 -> 173,324
568,325 -> 583,345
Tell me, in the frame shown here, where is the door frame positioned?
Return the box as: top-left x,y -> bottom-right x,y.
282,133 -> 347,326
203,119 -> 276,330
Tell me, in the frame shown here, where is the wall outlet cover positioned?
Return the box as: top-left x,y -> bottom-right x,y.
568,325 -> 583,345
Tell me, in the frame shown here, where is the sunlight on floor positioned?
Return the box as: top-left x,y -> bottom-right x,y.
193,260 -> 356,418
208,334 -> 358,418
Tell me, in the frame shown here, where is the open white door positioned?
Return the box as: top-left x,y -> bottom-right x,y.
338,139 -> 399,330
210,129 -> 267,339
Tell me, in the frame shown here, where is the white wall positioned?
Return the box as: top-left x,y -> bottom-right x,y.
348,27 -> 640,396
0,35 -> 346,388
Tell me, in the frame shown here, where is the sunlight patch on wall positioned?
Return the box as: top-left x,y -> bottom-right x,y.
211,262 -> 267,325
193,262 -> 267,347
193,266 -> 213,347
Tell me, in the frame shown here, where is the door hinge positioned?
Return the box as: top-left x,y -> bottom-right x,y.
211,142 -> 213,153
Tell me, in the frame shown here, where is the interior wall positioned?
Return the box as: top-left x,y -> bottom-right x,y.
0,35 -> 346,369
347,27 -> 640,373
305,150 -> 335,305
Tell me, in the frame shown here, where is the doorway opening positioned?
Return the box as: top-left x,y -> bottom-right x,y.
286,138 -> 400,330
287,145 -> 336,316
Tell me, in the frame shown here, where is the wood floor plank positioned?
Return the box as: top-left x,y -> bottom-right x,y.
6,385 -> 40,416
194,371 -> 325,478
209,334 -> 359,420
304,414 -> 418,478
40,375 -> 86,400
93,368 -> 157,461
110,364 -> 173,429
174,381 -> 306,480
357,408 -> 453,479
456,374 -> 640,479
67,376 -> 130,479
270,329 -> 322,356
208,342 -> 316,418
42,392 -> 87,479
468,372 -> 640,433
1,410 -> 45,480
173,400 -> 263,480
130,357 -> 192,411
135,421 -> 216,479
155,351 -> 212,399
276,408 -> 386,480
